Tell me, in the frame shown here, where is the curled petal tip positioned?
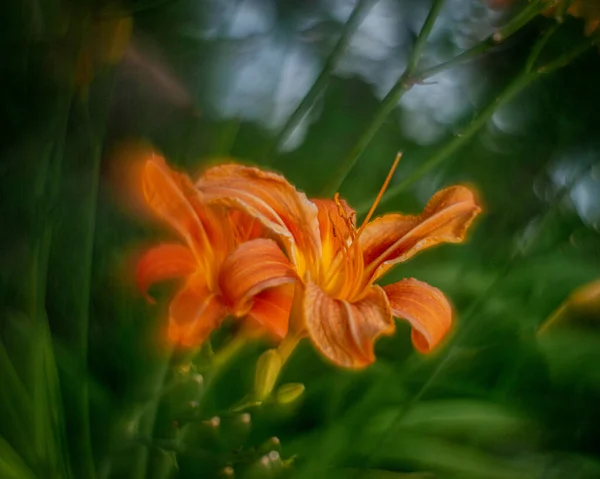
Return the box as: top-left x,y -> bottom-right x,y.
384,278 -> 452,354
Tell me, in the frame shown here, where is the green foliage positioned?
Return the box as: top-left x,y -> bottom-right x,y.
2,0 -> 600,478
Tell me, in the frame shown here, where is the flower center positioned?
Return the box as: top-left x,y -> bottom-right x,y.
319,153 -> 403,301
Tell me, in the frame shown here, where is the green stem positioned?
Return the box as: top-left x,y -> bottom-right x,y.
138,334 -> 248,479
537,34 -> 599,73
355,33 -> 596,214
29,90 -> 74,476
135,347 -> 176,479
356,71 -> 536,214
71,99 -> 106,479
321,0 -> 447,196
266,0 -> 377,163
322,0 -> 551,197
491,0 -> 545,43
525,22 -> 560,72
413,37 -> 496,81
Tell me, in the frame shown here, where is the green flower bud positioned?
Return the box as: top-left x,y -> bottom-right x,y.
254,349 -> 282,401
275,383 -> 305,405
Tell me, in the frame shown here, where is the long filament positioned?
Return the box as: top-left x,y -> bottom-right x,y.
356,152 -> 402,238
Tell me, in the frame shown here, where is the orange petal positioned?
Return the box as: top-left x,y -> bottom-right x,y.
168,274 -> 226,347
312,198 -> 356,267
303,282 -> 394,368
196,164 -> 321,270
137,243 -> 197,302
312,198 -> 356,242
383,278 -> 452,353
228,209 -> 265,242
360,186 -> 481,282
246,283 -> 295,339
143,156 -> 225,264
219,239 -> 297,317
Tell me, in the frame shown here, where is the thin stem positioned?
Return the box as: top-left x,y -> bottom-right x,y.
321,0 -> 447,196
525,22 -> 560,72
491,0 -> 546,43
355,34 -> 596,214
413,37 -> 495,81
537,34 -> 598,73
29,90 -> 73,475
322,0 -> 552,197
135,347 -> 175,479
357,71 -> 536,215
71,99 -> 106,479
266,0 -> 377,163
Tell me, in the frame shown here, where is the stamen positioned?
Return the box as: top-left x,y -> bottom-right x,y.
356,152 -> 402,237
329,211 -> 350,257
333,192 -> 357,239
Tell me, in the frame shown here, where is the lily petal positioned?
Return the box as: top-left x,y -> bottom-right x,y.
247,284 -> 295,339
383,278 -> 452,353
312,198 -> 356,268
219,238 -> 297,318
168,274 -> 226,347
196,164 -> 321,270
137,243 -> 197,302
361,186 -> 481,282
143,156 -> 221,263
303,282 -> 394,368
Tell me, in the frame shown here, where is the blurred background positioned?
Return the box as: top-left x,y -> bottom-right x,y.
1,0 -> 600,478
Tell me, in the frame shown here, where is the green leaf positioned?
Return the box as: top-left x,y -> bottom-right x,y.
31,318 -> 73,478
0,436 -> 36,479
369,434 -> 542,479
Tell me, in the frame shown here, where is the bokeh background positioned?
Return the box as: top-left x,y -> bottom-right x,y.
2,0 -> 600,478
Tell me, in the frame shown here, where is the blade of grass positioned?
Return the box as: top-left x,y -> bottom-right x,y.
64,97 -> 107,479
266,0 -> 377,163
0,436 -> 37,479
0,338 -> 34,467
29,89 -> 74,477
32,317 -> 74,478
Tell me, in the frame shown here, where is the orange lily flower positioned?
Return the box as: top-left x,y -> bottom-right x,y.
136,155 -> 296,347
196,156 -> 481,368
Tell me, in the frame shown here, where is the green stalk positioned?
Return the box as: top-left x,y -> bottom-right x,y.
139,335 -> 249,479
356,31 -> 596,215
355,71 -> 535,214
29,90 -> 74,477
266,0 -> 377,163
322,0 -> 550,197
321,0 -> 447,196
68,99 -> 106,479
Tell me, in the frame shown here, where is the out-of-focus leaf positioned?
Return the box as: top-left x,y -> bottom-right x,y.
539,278 -> 600,333
386,400 -> 527,442
0,334 -> 33,466
333,469 -> 434,478
369,434 -> 542,479
537,330 -> 600,389
0,436 -> 36,479
31,318 -> 72,478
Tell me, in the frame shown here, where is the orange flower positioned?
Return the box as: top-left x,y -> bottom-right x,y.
561,0 -> 600,35
489,0 -> 600,35
196,156 -> 482,368
137,155 -> 296,347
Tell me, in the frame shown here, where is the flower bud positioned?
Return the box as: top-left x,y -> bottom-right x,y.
275,383 -> 305,405
254,349 -> 282,401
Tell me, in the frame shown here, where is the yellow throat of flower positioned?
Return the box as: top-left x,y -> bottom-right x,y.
318,153 -> 402,301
